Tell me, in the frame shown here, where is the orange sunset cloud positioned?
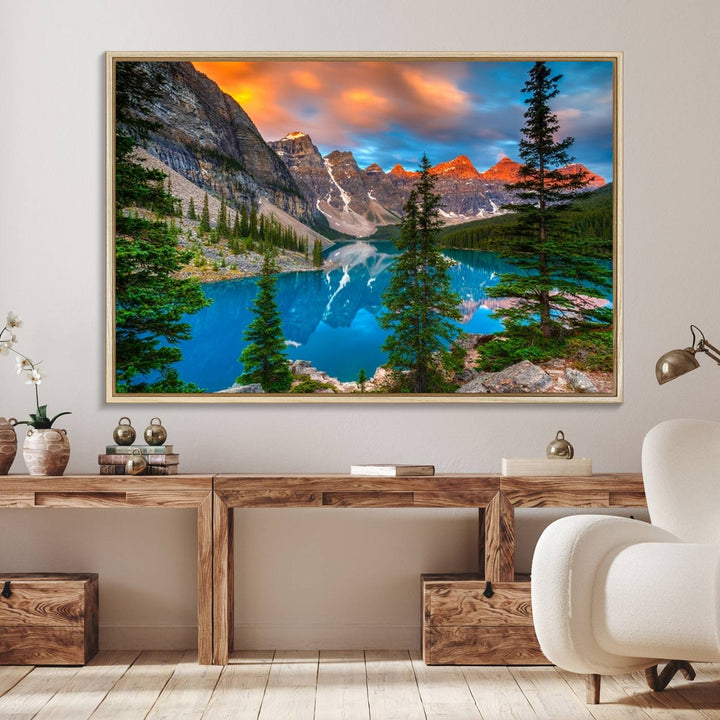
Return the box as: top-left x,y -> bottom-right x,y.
402,69 -> 470,116
191,60 -> 475,150
186,59 -> 613,180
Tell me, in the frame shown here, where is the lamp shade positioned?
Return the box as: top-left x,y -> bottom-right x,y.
655,348 -> 700,385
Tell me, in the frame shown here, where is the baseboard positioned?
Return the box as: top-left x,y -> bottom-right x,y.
99,623 -> 421,650
233,623 -> 421,650
100,625 -> 198,650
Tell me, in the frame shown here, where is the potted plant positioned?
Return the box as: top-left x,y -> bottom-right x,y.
1,312 -> 71,476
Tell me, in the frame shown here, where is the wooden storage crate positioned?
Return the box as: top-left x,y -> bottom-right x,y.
422,573 -> 548,665
0,573 -> 98,665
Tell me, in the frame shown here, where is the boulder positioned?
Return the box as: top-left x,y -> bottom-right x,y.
217,383 -> 264,394
565,368 -> 598,393
483,361 -> 554,393
454,368 -> 480,385
453,333 -> 488,351
456,374 -> 491,393
457,360 -> 553,394
290,360 -> 314,376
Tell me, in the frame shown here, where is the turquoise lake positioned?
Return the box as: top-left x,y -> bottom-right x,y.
173,241 -> 521,391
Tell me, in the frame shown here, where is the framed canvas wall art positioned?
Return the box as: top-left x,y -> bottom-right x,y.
106,52 -> 622,403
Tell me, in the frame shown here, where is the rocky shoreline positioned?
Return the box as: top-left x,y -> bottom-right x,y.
176,240 -> 331,282
219,333 -> 611,395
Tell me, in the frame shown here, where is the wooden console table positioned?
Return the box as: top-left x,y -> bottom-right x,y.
212,473 -> 645,665
0,473 -> 647,666
0,475 -> 214,665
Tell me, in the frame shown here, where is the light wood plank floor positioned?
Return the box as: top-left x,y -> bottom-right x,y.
0,651 -> 717,720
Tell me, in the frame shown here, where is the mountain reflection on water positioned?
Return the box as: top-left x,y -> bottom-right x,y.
173,241 -> 517,391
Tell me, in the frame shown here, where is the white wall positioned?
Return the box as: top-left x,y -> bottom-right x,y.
1,0 -> 719,650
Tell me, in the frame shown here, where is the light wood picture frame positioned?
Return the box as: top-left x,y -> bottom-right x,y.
106,52 -> 622,403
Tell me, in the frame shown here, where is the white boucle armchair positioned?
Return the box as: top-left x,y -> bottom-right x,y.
531,418 -> 720,704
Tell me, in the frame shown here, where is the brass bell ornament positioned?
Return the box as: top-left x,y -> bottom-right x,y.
546,430 -> 574,459
125,449 -> 147,475
144,418 -> 167,446
112,417 -> 136,446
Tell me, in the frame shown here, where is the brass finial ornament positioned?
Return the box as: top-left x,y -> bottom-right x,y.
112,417 -> 136,445
144,418 -> 167,446
546,430 -> 574,459
656,325 -> 720,384
125,448 -> 147,475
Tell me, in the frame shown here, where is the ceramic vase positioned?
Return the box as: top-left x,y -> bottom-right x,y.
0,417 -> 17,475
22,428 -> 70,476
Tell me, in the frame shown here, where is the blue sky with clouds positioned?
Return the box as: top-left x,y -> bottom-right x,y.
196,59 -> 615,182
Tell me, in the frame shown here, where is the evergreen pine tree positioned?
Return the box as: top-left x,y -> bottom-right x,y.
249,205 -> 258,239
188,196 -> 197,220
199,192 -> 211,233
357,368 -> 367,393
233,211 -> 241,238
217,197 -> 228,237
240,203 -> 249,237
312,239 -> 323,268
486,62 -> 611,339
237,250 -> 293,392
378,155 -> 462,393
114,62 -> 210,393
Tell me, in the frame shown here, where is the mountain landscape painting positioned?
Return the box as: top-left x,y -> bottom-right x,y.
107,53 -> 621,402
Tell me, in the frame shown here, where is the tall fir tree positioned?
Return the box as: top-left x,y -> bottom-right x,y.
312,239 -> 323,268
237,250 -> 293,392
379,155 -> 462,393
486,62 -> 611,339
248,205 -> 258,239
199,192 -> 211,233
217,197 -> 228,237
240,203 -> 249,237
114,62 -> 210,393
187,196 -> 197,220
232,210 -> 241,238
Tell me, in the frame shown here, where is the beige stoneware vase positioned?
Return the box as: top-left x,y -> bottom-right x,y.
22,428 -> 70,476
0,417 -> 18,475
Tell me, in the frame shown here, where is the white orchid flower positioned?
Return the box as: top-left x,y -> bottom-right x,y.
3,310 -> 70,428
6,312 -> 22,329
25,368 -> 46,385
16,356 -> 33,373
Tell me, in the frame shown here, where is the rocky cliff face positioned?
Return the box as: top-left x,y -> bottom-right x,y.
560,163 -> 606,189
270,133 -> 401,236
478,156 -> 606,189
481,156 -> 522,183
118,63 -> 326,229
374,156 -> 520,221
268,132 -> 330,202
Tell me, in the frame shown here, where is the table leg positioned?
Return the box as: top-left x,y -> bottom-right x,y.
483,492 -> 515,582
197,493 -> 213,665
213,493 -> 234,665
478,507 -> 486,577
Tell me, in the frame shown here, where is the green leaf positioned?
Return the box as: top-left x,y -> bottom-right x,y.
49,411 -> 72,427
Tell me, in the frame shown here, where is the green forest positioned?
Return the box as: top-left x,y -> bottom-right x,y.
440,183 -> 613,255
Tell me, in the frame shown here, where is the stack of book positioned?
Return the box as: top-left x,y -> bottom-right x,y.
350,464 -> 435,477
98,445 -> 180,475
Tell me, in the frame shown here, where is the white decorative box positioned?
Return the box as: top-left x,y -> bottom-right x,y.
501,457 -> 592,476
